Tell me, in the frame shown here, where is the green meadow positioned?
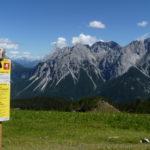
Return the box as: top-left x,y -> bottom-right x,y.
2,110 -> 150,150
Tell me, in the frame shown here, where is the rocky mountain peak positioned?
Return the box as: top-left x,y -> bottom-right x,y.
91,41 -> 121,52
12,38 -> 150,101
144,38 -> 150,51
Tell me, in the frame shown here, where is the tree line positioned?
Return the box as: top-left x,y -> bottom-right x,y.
11,96 -> 150,113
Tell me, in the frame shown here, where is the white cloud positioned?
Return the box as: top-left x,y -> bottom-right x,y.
8,51 -> 41,61
9,50 -> 20,55
51,37 -> 67,48
0,38 -> 19,49
23,52 -> 31,56
137,21 -> 148,27
137,32 -> 150,41
9,51 -> 32,58
89,21 -> 106,29
72,33 -> 101,46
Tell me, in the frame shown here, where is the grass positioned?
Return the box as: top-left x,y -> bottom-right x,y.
2,110 -> 150,150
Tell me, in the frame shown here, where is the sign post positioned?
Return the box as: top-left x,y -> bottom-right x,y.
0,122 -> 2,150
0,48 -> 11,149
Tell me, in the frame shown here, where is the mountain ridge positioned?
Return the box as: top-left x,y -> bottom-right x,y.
12,38 -> 150,103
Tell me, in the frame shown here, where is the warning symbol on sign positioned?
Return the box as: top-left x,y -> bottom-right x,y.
4,63 -> 10,70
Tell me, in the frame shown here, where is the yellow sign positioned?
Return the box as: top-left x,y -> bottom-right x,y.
0,59 -> 11,122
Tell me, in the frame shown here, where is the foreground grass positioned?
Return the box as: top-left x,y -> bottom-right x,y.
2,110 -> 150,150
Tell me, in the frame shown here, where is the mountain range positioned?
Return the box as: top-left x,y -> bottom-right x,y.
11,38 -> 150,103
11,56 -> 40,68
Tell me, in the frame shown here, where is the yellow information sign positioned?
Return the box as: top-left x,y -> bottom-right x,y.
0,59 -> 11,122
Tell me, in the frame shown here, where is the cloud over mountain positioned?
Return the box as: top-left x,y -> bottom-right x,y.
72,33 -> 101,46
51,37 -> 67,48
137,32 -> 150,41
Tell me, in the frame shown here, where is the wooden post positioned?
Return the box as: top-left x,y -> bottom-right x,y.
0,122 -> 2,150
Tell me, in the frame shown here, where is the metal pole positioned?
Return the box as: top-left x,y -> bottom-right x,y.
0,122 -> 2,150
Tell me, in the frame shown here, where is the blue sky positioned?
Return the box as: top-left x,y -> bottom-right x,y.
0,0 -> 150,58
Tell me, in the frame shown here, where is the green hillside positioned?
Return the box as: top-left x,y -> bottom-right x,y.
101,67 -> 150,103
2,110 -> 150,150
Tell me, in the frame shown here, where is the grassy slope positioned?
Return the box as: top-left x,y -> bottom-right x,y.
2,110 -> 150,150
